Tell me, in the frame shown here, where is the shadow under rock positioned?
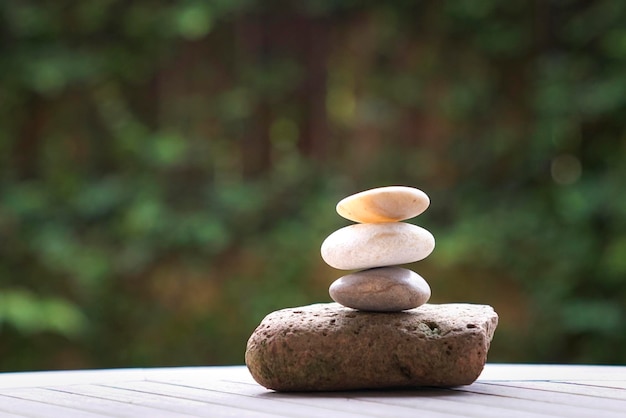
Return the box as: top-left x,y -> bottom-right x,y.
259,385 -> 463,399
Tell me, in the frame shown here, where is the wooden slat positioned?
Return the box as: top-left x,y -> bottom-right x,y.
0,394 -> 109,418
408,387 -> 616,418
50,383 -> 280,418
279,389 -> 555,418
459,382 -> 626,413
565,380 -> 626,390
485,380 -> 626,400
477,364 -> 626,381
105,380 -> 431,418
1,387 -> 195,418
0,411 -> 26,418
0,369 -> 148,390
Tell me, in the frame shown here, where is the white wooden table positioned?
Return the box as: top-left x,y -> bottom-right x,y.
0,364 -> 624,417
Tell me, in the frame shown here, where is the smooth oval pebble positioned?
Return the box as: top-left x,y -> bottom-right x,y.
329,267 -> 431,312
336,186 -> 430,223
320,222 -> 435,270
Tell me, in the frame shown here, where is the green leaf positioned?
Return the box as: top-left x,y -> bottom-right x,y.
0,289 -> 87,338
560,300 -> 622,334
175,3 -> 213,40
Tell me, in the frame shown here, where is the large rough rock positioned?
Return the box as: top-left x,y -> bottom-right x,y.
245,303 -> 498,391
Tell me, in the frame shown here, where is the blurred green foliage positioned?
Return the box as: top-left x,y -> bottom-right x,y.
1,0 -> 625,370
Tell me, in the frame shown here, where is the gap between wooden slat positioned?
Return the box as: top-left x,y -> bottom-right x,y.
0,394 -> 109,418
456,382 -> 626,413
53,383 -> 287,418
554,380 -> 626,391
36,387 -> 197,418
148,378 -> 602,418
479,381 -> 626,400
99,381 -> 408,418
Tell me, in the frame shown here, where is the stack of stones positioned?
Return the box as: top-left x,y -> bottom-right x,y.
245,186 -> 499,392
321,186 -> 435,312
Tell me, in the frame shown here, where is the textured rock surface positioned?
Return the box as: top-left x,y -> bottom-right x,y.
336,186 -> 430,223
329,267 -> 430,311
320,223 -> 435,270
246,303 -> 498,391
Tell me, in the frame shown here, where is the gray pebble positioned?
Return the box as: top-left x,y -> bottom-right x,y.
329,267 -> 431,311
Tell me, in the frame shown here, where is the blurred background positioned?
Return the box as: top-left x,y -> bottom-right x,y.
1,0 -> 625,371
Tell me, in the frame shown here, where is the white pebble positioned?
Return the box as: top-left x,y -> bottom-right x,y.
321,222 -> 435,270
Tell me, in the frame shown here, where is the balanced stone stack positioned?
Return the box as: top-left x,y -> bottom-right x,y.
321,186 -> 434,312
246,186 -> 498,392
